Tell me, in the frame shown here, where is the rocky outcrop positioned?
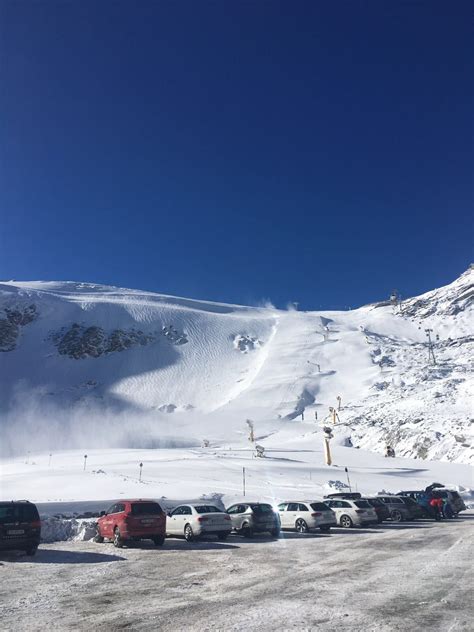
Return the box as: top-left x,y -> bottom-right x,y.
52,324 -> 156,359
0,304 -> 38,352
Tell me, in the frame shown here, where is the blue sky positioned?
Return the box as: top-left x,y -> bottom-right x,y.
1,1 -> 472,309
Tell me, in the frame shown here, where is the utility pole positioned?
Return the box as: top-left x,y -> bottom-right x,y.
425,329 -> 437,365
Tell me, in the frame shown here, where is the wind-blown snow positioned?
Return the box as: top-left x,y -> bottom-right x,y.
0,268 -> 472,472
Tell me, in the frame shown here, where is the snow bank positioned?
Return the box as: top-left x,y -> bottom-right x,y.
40,517 -> 97,543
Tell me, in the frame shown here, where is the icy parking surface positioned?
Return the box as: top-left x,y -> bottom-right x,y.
1,515 -> 473,632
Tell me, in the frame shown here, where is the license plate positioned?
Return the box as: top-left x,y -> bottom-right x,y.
141,519 -> 154,524
8,529 -> 24,535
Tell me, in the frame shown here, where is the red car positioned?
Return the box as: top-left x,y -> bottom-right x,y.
95,499 -> 166,548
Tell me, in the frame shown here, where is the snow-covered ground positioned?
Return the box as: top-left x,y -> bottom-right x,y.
2,439 -> 473,513
1,516 -> 472,631
0,267 -> 472,508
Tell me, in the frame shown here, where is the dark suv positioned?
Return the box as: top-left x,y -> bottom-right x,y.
363,498 -> 390,523
0,501 -> 41,555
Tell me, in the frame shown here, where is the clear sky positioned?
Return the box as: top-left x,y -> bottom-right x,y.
1,1 -> 472,309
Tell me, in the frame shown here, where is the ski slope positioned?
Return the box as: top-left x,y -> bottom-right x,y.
0,267 -> 472,505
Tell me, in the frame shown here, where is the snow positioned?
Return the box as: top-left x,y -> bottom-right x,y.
0,268 -> 472,509
1,517 -> 473,631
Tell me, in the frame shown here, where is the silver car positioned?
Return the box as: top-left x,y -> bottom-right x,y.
226,502 -> 280,537
324,499 -> 377,528
278,501 -> 337,533
166,504 -> 232,542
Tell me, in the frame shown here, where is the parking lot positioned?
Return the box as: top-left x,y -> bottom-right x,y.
1,514 -> 472,632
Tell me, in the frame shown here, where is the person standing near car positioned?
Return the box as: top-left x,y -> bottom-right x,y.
430,495 -> 442,520
442,498 -> 454,519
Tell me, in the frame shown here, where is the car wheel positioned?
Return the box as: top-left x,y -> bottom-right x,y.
184,524 -> 195,542
320,526 -> 331,533
340,515 -> 353,528
271,528 -> 280,538
25,547 -> 37,556
391,509 -> 403,522
295,519 -> 308,534
113,527 -> 124,548
153,535 -> 165,546
241,524 -> 254,538
218,533 -> 228,541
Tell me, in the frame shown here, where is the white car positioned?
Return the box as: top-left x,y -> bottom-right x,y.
323,499 -> 377,528
166,504 -> 232,542
278,501 -> 337,533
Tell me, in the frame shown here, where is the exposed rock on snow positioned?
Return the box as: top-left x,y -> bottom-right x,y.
51,324 -> 156,359
233,334 -> 262,353
161,325 -> 188,345
0,303 -> 38,352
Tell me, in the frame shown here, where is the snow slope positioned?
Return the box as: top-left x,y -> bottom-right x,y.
0,267 -> 472,474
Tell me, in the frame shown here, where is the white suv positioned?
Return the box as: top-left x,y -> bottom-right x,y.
324,499 -> 377,528
278,501 -> 337,533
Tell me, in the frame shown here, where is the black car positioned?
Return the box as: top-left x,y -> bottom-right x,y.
399,496 -> 427,519
363,497 -> 390,523
0,501 -> 41,555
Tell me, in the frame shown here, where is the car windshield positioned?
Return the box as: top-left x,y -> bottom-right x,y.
354,501 -> 371,509
250,504 -> 273,513
0,504 -> 39,523
310,503 -> 330,511
131,503 -> 162,515
194,506 -> 222,514
436,491 -> 448,498
367,498 -> 383,507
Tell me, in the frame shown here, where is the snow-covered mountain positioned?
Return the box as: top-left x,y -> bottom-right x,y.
0,267 -> 472,464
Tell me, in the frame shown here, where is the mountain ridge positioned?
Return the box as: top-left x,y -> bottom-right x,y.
1,267 -> 472,464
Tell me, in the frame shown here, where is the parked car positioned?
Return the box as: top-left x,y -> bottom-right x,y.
434,490 -> 466,514
167,504 -> 232,542
226,502 -> 280,537
324,492 -> 362,500
399,496 -> 426,519
277,501 -> 337,533
0,501 -> 41,556
398,491 -> 442,519
363,497 -> 390,523
95,499 -> 166,548
377,496 -> 415,522
323,499 -> 377,527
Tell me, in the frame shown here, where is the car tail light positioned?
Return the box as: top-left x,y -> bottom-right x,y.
197,516 -> 209,522
311,512 -> 322,517
224,515 -> 231,520
31,520 -> 41,528
355,510 -> 365,514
